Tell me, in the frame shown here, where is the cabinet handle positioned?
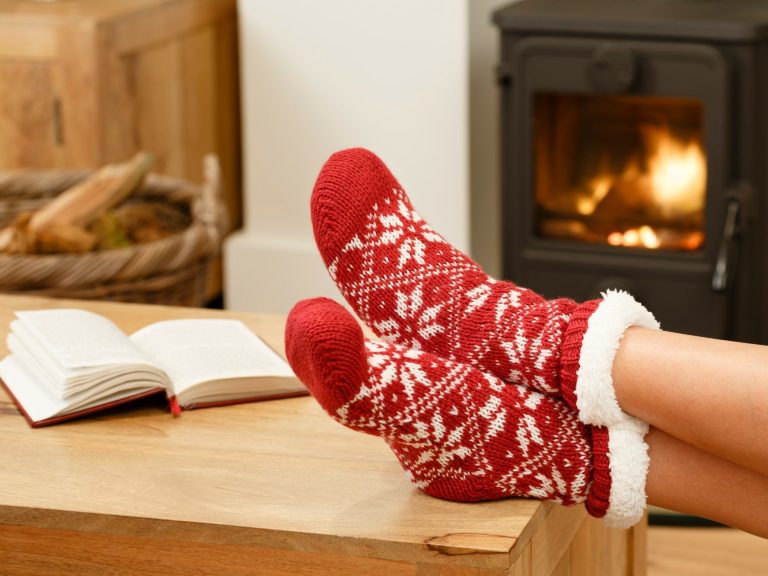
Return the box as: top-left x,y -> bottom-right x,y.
52,98 -> 64,146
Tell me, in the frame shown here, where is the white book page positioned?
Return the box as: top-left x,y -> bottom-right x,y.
15,309 -> 152,369
129,319 -> 295,397
0,355 -> 163,423
7,332 -> 67,399
0,356 -> 71,421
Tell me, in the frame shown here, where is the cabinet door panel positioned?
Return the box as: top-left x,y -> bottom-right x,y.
110,21 -> 239,229
133,40 -> 186,177
0,62 -> 57,169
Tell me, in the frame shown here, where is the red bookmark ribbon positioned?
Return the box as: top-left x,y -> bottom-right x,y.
169,396 -> 182,417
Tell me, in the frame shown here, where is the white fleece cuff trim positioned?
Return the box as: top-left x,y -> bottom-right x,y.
603,417 -> 650,528
576,290 -> 660,427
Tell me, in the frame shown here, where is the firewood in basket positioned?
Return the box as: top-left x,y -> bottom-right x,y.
27,152 -> 155,236
90,212 -> 132,250
3,212 -> 34,255
35,224 -> 98,254
111,202 -> 189,243
0,152 -> 155,254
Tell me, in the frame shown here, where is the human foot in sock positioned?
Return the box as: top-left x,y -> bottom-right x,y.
311,148 -> 659,427
285,297 -> 649,527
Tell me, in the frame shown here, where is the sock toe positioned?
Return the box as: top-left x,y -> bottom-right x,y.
311,147 -> 401,267
285,297 -> 368,416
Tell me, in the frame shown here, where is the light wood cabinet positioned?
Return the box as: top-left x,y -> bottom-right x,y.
0,0 -> 241,232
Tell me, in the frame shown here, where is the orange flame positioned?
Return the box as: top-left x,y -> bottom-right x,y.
578,123 -> 706,224
643,124 -> 707,218
607,226 -> 661,249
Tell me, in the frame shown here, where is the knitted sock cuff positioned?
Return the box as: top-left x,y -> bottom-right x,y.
585,425 -> 611,518
560,299 -> 601,413
560,291 -> 656,527
561,290 -> 660,427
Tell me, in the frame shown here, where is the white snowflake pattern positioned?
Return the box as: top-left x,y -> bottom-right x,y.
373,192 -> 446,269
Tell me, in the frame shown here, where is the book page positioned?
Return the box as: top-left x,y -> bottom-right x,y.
0,355 -> 164,423
15,309 -> 152,369
129,319 -> 296,398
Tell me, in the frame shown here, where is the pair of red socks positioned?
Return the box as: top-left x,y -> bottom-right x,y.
285,149 -> 657,527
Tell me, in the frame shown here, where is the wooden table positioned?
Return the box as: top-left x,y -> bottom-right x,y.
0,295 -> 646,575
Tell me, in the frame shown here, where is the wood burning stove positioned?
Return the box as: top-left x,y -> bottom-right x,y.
494,0 -> 767,343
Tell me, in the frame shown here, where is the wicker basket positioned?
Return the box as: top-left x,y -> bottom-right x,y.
0,156 -> 226,306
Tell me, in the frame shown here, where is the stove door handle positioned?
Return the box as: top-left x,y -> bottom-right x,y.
712,198 -> 740,292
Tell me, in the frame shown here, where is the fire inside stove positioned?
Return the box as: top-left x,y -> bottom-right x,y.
534,93 -> 706,251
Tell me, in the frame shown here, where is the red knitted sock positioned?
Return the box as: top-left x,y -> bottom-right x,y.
311,148 -> 659,428
285,297 -> 648,526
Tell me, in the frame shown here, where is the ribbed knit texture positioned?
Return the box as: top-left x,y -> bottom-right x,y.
559,300 -> 603,412
311,148 -> 601,402
285,297 -> 611,510
585,426 -> 611,518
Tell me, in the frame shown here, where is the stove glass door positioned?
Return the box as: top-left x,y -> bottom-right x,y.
534,93 -> 706,251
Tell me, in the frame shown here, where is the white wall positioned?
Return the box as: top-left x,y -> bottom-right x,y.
226,0 -> 508,313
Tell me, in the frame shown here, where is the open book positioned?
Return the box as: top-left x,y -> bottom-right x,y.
0,308 -> 304,427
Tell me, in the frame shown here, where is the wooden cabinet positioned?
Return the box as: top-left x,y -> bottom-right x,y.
0,0 -> 241,232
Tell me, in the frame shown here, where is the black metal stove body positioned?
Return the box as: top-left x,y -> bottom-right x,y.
494,0 -> 768,342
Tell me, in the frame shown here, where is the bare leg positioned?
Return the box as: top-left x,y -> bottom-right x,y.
645,427 -> 768,539
613,327 -> 768,476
